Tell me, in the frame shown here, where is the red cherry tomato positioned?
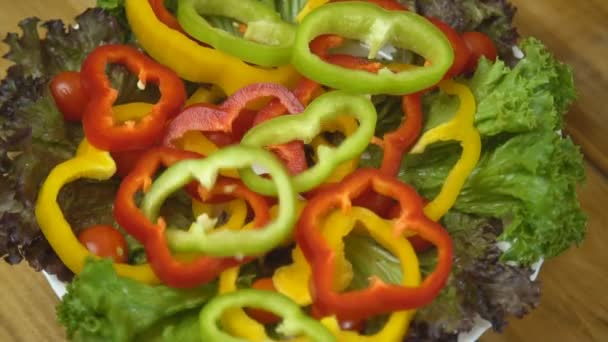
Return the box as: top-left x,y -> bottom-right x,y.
428,18 -> 471,79
49,71 -> 88,122
245,278 -> 282,324
78,225 -> 129,263
462,31 -> 498,72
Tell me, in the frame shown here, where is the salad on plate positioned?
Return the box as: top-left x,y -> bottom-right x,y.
0,0 -> 587,341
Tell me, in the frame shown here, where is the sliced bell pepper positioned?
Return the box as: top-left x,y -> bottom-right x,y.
296,0 -> 329,22
141,145 -> 297,257
114,147 -> 245,288
310,115 -> 360,183
35,139 -> 158,284
80,44 -> 186,152
335,0 -> 409,11
191,177 -> 271,228
292,2 -> 454,95
125,0 -> 299,95
199,289 -> 336,342
218,267 -> 269,341
291,207 -> 420,342
193,198 -> 248,232
410,79 -> 481,221
177,0 -> 296,67
149,0 -> 184,32
164,83 -> 307,175
240,90 -> 377,196
379,93 -> 423,176
296,168 -> 453,321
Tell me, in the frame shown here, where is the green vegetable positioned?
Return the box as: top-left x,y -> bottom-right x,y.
291,2 -> 454,95
143,145 -> 297,257
57,259 -> 217,342
240,90 -> 377,195
177,0 -> 296,67
198,289 -> 336,341
363,38 -> 586,264
0,8 -> 164,280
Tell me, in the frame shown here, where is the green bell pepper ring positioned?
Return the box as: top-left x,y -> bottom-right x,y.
141,145 -> 297,257
239,90 -> 377,196
177,0 -> 296,67
199,289 -> 336,342
291,2 -> 454,95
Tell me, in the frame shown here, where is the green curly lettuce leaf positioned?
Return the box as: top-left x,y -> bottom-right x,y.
57,259 -> 217,342
362,38 -> 586,265
0,8 -> 159,280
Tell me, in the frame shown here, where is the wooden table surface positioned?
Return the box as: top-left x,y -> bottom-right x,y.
0,1 -> 607,341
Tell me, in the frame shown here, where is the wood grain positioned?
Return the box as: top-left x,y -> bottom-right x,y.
0,1 -> 606,341
508,0 -> 608,175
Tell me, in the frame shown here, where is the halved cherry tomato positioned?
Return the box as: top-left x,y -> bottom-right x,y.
428,18 -> 471,79
462,31 -> 498,72
49,71 -> 88,122
245,277 -> 282,324
78,225 -> 129,263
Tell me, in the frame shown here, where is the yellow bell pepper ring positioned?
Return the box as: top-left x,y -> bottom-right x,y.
34,139 -> 159,284
411,79 -> 481,221
125,0 -> 300,95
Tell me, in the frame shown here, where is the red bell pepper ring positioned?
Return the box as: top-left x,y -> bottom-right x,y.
149,0 -> 183,33
163,83 -> 307,175
426,18 -> 471,79
296,168 -> 453,321
113,147 -> 261,288
81,44 -> 186,152
379,93 -> 423,176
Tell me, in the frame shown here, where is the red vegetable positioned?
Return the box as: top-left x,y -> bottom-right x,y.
296,168 -> 453,321
245,277 -> 283,324
148,0 -> 183,32
113,147 -> 248,288
80,44 -> 186,152
332,0 -> 408,11
380,93 -> 423,176
78,225 -> 128,263
462,31 -> 498,72
428,18 -> 471,79
164,83 -> 307,174
49,71 -> 88,122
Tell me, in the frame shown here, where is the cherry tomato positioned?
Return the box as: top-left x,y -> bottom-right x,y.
245,278 -> 282,324
78,225 -> 129,263
462,31 -> 498,73
49,71 -> 88,122
428,18 -> 471,79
